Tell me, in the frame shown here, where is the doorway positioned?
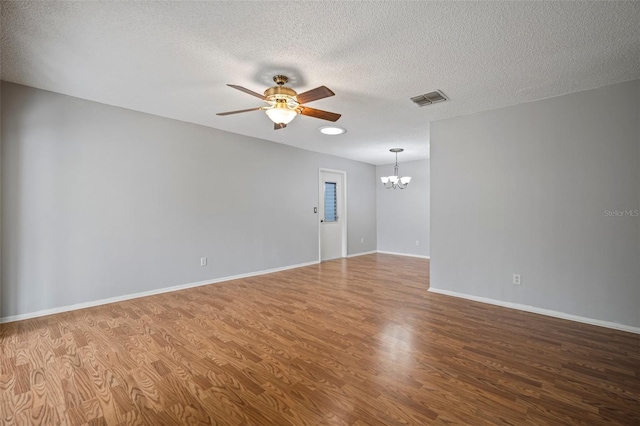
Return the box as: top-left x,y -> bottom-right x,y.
319,168 -> 347,261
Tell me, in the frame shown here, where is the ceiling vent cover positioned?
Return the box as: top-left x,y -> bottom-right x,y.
410,90 -> 448,107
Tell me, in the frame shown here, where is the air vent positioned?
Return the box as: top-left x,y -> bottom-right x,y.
410,90 -> 448,107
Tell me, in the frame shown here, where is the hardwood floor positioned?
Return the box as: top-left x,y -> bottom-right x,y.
1,254 -> 639,425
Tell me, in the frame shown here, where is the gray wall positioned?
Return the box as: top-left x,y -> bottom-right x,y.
376,159 -> 430,257
1,82 -> 377,318
431,79 -> 640,328
0,80 -> 2,314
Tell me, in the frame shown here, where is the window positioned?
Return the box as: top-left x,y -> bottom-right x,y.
324,182 -> 337,222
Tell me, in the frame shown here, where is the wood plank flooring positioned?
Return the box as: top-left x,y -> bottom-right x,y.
1,254 -> 639,425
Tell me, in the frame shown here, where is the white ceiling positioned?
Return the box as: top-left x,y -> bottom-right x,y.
2,1 -> 639,165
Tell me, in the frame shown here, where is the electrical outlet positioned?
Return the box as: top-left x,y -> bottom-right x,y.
361,237 -> 364,243
200,257 -> 207,267
415,240 -> 420,246
512,274 -> 521,285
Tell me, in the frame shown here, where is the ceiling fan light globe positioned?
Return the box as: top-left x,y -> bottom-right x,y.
265,107 -> 297,124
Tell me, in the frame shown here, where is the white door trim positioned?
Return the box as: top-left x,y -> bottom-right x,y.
318,168 -> 347,261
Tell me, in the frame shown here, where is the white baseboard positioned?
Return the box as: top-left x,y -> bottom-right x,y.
347,250 -> 377,258
428,287 -> 640,335
0,260 -> 320,324
376,250 -> 430,259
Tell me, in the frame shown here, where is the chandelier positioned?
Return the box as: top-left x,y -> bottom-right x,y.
380,148 -> 411,189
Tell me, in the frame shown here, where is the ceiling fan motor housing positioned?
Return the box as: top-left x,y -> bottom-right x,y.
264,85 -> 297,99
264,84 -> 300,112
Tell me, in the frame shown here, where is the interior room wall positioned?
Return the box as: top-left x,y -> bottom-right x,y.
1,82 -> 377,319
0,79 -> 2,318
376,159 -> 430,257
431,79 -> 640,329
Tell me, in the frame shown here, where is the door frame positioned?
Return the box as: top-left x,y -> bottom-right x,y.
318,168 -> 348,261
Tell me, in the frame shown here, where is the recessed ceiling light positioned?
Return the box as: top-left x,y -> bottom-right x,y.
319,126 -> 346,136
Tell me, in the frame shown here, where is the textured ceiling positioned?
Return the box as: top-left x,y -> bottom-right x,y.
2,1 -> 639,165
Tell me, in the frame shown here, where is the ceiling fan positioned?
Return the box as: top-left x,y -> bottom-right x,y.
217,75 -> 341,130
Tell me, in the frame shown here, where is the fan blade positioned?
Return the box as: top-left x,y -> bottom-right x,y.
300,107 -> 341,122
216,107 -> 263,116
296,86 -> 335,104
227,84 -> 266,100
274,123 -> 287,130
